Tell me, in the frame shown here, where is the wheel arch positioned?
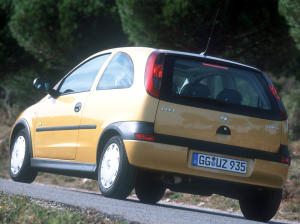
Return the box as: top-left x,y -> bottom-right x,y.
10,119 -> 33,158
96,127 -> 121,169
96,121 -> 154,169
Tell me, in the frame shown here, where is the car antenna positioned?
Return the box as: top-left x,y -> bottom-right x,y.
200,8 -> 220,56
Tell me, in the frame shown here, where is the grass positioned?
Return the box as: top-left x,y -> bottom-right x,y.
0,136 -> 10,179
1,118 -> 299,222
0,192 -> 127,224
275,140 -> 300,221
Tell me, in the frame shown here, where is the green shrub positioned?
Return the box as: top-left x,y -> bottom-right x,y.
271,75 -> 300,140
0,69 -> 45,122
282,89 -> 300,140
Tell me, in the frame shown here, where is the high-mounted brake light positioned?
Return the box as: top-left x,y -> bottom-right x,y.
145,52 -> 164,98
202,63 -> 228,70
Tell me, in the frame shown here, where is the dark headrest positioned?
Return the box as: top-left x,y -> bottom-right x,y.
181,83 -> 210,98
216,88 -> 242,105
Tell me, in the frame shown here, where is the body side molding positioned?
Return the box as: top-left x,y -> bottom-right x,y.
36,125 -> 97,132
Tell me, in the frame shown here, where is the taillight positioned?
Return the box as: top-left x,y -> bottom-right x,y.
268,84 -> 280,100
145,51 -> 164,98
268,83 -> 287,120
280,110 -> 287,120
281,156 -> 291,165
279,145 -> 291,165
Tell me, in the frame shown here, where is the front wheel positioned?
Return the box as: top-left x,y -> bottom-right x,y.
98,136 -> 136,199
10,129 -> 37,183
239,188 -> 282,222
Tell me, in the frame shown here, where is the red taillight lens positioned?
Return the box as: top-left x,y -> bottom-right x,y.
268,84 -> 280,100
145,52 -> 164,98
281,156 -> 291,165
135,133 -> 155,141
268,83 -> 288,120
153,64 -> 163,78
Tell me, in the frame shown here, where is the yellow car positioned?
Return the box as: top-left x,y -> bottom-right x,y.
9,47 -> 290,222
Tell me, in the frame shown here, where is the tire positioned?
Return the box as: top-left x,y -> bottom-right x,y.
98,136 -> 136,199
10,129 -> 37,183
239,188 -> 282,222
135,171 -> 166,204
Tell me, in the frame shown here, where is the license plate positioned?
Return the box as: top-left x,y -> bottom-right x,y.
192,152 -> 247,174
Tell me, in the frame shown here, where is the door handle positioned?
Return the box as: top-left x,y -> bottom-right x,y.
74,102 -> 82,112
216,125 -> 231,135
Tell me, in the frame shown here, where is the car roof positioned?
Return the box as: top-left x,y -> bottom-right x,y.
157,49 -> 261,73
93,47 -> 261,73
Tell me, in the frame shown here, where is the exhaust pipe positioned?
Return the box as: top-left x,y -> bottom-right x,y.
163,175 -> 182,185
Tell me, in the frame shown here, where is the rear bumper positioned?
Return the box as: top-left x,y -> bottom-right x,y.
124,140 -> 289,189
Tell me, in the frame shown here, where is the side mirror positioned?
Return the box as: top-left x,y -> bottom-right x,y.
33,77 -> 59,98
33,77 -> 50,92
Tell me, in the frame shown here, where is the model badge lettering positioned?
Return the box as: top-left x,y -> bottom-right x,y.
160,107 -> 175,113
266,125 -> 279,130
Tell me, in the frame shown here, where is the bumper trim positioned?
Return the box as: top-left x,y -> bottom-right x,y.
153,133 -> 289,164
104,121 -> 289,164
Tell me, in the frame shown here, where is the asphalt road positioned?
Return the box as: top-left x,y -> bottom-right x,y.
0,178 -> 297,224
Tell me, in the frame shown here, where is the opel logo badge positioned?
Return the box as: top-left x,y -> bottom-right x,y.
220,114 -> 230,123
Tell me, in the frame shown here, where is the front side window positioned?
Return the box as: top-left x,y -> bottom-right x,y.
97,52 -> 134,90
167,58 -> 271,110
59,54 -> 110,94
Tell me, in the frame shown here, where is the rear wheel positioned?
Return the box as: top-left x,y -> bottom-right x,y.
10,129 -> 37,183
239,188 -> 282,222
135,171 -> 166,204
98,136 -> 136,199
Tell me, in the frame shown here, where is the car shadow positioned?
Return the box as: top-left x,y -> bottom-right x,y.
126,199 -> 289,224
67,188 -> 289,224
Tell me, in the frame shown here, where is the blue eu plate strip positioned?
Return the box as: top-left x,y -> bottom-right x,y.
192,153 -> 198,166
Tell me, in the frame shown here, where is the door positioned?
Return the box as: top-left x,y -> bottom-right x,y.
34,53 -> 111,160
76,52 -> 134,163
155,56 -> 282,153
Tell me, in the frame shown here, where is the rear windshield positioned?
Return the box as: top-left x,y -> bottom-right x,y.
165,57 -> 272,111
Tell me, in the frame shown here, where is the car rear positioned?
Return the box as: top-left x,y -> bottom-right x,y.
123,48 -> 290,221
126,49 -> 290,188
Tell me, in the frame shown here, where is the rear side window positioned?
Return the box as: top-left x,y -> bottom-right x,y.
168,58 -> 271,110
97,52 -> 134,90
59,54 -> 110,94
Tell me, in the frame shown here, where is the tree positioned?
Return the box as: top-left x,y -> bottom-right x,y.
9,0 -> 128,70
0,0 -> 33,80
279,0 -> 300,50
0,0 -> 130,115
117,0 -> 298,75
